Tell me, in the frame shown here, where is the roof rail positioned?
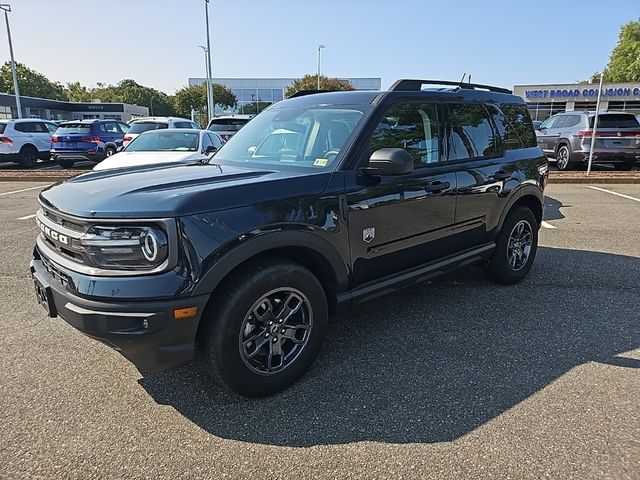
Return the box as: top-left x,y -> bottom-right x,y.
389,79 -> 512,94
287,89 -> 335,98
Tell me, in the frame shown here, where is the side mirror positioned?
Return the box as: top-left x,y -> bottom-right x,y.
205,145 -> 218,155
116,145 -> 124,152
362,148 -> 414,176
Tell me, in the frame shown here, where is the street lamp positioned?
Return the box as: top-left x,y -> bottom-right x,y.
0,4 -> 21,118
198,45 -> 212,122
317,44 -> 326,90
204,0 -> 214,120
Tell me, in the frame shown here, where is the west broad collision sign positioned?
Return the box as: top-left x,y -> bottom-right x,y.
525,87 -> 640,99
516,82 -> 640,100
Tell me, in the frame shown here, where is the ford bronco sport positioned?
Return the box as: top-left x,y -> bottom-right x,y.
31,79 -> 547,397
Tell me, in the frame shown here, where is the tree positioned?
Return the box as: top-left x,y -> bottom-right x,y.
285,75 -> 355,97
0,62 -> 66,100
603,19 -> 640,82
66,81 -> 92,102
91,79 -> 174,116
172,83 -> 237,118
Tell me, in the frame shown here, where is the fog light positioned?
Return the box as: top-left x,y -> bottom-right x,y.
174,307 -> 198,319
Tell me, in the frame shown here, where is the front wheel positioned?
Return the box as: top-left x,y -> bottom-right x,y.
485,206 -> 539,284
555,144 -> 573,171
200,258 -> 328,397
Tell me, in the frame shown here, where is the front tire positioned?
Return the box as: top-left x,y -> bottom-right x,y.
485,206 -> 538,284
555,144 -> 573,171
200,258 -> 328,397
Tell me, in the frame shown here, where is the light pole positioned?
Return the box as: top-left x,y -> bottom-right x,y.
198,45 -> 211,122
0,4 -> 21,118
317,44 -> 325,90
204,0 -> 214,121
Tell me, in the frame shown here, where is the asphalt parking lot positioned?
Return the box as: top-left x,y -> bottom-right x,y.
0,182 -> 638,479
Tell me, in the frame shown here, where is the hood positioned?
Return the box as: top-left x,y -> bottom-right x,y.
93,151 -> 201,171
39,162 -> 331,219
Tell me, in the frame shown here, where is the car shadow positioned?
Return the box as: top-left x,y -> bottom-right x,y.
543,195 -> 565,221
138,247 -> 639,447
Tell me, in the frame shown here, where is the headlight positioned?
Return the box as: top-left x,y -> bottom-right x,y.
79,225 -> 168,270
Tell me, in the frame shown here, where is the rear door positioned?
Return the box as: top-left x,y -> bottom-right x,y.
447,102 -> 518,251
346,101 -> 457,287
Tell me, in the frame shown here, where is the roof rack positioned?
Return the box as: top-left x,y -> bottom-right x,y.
389,79 -> 512,94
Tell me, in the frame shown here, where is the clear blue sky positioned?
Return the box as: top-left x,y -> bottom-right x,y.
3,0 -> 638,95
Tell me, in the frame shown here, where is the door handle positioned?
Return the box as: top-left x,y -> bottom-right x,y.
424,181 -> 450,193
493,170 -> 511,180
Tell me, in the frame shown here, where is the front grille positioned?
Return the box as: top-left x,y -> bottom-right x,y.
37,207 -> 89,266
41,207 -> 84,233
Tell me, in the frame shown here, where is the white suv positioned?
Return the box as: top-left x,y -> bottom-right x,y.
0,119 -> 58,167
123,117 -> 200,147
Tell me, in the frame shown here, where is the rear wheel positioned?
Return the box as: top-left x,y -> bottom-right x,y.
555,144 -> 573,171
19,146 -> 38,168
104,146 -> 116,157
58,159 -> 75,169
200,258 -> 328,397
485,206 -> 539,284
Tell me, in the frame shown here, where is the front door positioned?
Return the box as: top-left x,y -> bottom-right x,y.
345,102 -> 457,287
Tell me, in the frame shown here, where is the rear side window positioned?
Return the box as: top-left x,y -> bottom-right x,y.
590,114 -> 639,128
14,122 -> 39,133
103,122 -> 121,134
128,122 -> 169,134
565,115 -> 581,127
370,103 -> 441,167
55,124 -> 92,134
447,104 -> 497,160
174,121 -> 193,128
498,103 -> 537,148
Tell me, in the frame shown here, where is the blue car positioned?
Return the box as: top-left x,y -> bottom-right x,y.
51,120 -> 130,168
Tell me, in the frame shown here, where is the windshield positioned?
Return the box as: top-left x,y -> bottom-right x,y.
56,124 -> 91,134
213,106 -> 367,170
128,122 -> 169,134
208,118 -> 249,132
590,114 -> 640,128
125,131 -> 200,152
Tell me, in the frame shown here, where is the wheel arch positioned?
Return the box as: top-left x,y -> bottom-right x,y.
497,185 -> 544,232
192,231 -> 349,315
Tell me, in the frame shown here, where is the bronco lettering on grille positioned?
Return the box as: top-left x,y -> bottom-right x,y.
36,218 -> 69,245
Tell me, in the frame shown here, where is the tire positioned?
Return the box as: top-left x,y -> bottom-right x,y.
485,206 -> 539,285
555,144 -> 573,171
19,145 -> 38,168
200,258 -> 328,397
58,159 -> 75,169
104,146 -> 116,157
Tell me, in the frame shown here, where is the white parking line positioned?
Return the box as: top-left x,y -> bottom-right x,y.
541,221 -> 557,229
0,185 -> 49,197
17,213 -> 36,220
586,186 -> 640,203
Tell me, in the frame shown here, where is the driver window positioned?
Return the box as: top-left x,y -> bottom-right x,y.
370,103 -> 441,167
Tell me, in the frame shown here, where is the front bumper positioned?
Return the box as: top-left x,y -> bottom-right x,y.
30,255 -> 210,372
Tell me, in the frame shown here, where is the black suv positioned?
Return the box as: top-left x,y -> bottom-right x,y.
31,79 -> 547,397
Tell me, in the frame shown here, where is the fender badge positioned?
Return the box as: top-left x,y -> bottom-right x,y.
363,227 -> 375,243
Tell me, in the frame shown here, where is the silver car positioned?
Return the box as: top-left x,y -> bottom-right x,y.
535,111 -> 640,170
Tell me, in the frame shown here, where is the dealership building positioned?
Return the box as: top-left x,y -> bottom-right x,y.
0,93 -> 149,122
513,82 -> 640,121
188,77 -> 382,114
